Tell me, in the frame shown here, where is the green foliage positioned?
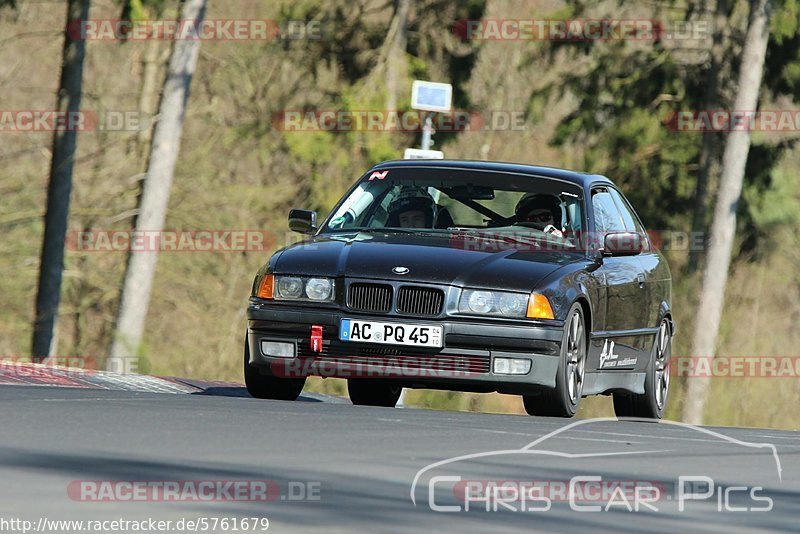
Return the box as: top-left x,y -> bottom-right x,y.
253,0 -> 485,214
284,131 -> 337,166
771,0 -> 799,43
541,41 -> 701,230
119,0 -> 169,20
765,23 -> 800,96
744,165 -> 799,228
537,0 -> 800,246
739,148 -> 800,255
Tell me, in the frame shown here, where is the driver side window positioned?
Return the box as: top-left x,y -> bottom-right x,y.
592,189 -> 626,233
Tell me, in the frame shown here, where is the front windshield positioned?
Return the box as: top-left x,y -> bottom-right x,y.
323,167 -> 585,249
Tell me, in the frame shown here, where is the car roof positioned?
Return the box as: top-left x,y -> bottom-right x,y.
370,159 -> 613,188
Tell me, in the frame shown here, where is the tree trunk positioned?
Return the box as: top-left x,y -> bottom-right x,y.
682,0 -> 771,425
108,0 -> 207,368
385,0 -> 409,111
135,37 -> 162,165
687,0 -> 728,273
31,0 -> 91,361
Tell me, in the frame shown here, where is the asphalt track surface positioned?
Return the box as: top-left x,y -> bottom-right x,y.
0,383 -> 798,533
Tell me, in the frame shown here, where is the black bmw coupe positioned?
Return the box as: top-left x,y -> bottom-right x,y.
245,160 -> 673,418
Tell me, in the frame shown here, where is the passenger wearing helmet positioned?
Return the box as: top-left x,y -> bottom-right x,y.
387,187 -> 437,228
515,193 -> 564,237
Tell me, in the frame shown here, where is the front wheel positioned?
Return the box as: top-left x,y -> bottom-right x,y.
244,339 -> 306,400
347,379 -> 402,407
523,303 -> 586,417
613,318 -> 671,419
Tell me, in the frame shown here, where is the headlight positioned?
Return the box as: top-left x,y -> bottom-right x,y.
276,276 -> 303,299
498,293 -> 527,315
270,275 -> 335,302
458,289 -> 554,319
305,278 -> 333,300
459,289 -> 529,318
466,291 -> 494,314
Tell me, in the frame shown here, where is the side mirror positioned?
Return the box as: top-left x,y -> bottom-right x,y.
604,232 -> 644,256
288,208 -> 317,234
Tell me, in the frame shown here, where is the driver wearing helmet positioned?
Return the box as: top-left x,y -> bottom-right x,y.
515,193 -> 564,237
387,187 -> 437,228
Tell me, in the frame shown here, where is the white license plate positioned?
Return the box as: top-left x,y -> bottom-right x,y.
339,318 -> 443,348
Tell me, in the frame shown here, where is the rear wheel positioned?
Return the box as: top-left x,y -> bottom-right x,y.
244,339 -> 305,400
523,303 -> 586,417
347,379 -> 402,407
613,318 -> 671,419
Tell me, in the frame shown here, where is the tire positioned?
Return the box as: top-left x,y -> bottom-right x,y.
523,303 -> 586,417
347,379 -> 402,407
613,318 -> 671,419
244,338 -> 305,400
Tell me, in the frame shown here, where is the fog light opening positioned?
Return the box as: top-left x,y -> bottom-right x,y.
493,357 -> 532,375
260,340 -> 296,358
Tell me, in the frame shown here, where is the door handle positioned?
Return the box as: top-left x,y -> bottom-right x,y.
637,273 -> 646,288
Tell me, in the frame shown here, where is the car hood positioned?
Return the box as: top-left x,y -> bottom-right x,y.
272,232 -> 583,292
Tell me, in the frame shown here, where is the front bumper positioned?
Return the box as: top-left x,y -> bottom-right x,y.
246,300 -> 564,395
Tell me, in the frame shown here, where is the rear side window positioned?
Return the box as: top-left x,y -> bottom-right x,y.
591,190 -> 626,233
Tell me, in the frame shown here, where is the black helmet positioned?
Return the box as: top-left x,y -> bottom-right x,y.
387,187 -> 436,227
515,193 -> 563,229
